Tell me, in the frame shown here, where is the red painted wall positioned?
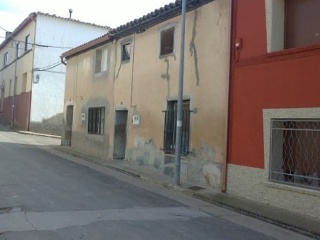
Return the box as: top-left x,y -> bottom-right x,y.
229,0 -> 320,169
2,92 -> 31,130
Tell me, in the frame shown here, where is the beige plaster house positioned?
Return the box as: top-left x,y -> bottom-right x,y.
61,0 -> 231,188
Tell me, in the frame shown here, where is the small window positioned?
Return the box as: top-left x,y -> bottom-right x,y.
3,52 -> 8,66
88,107 -> 105,134
266,0 -> 320,52
121,42 -> 131,62
25,35 -> 30,52
270,119 -> 320,190
160,27 -> 175,56
16,42 -> 20,58
163,100 -> 190,155
95,48 -> 108,74
21,72 -> 27,93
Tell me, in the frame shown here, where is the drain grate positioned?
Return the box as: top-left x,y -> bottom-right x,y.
187,185 -> 205,191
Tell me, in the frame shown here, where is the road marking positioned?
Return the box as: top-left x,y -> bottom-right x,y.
0,207 -> 209,232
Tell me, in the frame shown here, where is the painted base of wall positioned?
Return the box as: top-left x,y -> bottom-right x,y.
227,164 -> 320,220
2,92 -> 31,130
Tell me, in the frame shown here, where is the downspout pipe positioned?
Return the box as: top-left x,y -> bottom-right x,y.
222,0 -> 236,193
174,0 -> 187,186
11,41 -> 18,127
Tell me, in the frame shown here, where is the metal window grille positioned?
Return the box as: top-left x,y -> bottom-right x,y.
163,101 -> 190,155
270,119 -> 320,190
88,107 -> 105,135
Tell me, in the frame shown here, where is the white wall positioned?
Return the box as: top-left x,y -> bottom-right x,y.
30,15 -> 108,123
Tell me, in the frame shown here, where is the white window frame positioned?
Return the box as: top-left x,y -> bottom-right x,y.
94,47 -> 108,76
3,52 -> 8,66
16,42 -> 20,58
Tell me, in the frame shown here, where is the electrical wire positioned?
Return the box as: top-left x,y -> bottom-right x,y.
0,27 -> 73,49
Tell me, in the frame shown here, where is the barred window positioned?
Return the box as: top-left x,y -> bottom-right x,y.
270,119 -> 320,190
163,100 -> 190,155
88,107 -> 105,135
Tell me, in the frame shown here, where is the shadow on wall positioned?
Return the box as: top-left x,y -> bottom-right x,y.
30,113 -> 63,136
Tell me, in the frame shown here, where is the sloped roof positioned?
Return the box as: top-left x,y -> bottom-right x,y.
0,12 -> 109,49
62,0 -> 214,60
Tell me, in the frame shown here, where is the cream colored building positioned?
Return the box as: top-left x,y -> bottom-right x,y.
61,0 -> 231,188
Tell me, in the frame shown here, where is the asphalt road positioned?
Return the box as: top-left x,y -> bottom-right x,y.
0,127 -> 313,240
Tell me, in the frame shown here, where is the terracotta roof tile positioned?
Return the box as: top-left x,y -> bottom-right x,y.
62,0 -> 214,59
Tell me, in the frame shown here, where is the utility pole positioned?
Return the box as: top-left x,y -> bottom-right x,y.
174,0 -> 187,186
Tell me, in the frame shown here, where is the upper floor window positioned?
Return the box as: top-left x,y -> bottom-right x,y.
121,42 -> 131,62
95,48 -> 108,75
25,34 -> 31,52
160,26 -> 175,56
16,42 -> 20,58
3,52 -> 8,66
266,0 -> 320,52
285,0 -> 320,49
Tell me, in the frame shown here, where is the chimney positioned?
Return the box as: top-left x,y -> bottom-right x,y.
5,32 -> 12,40
69,9 -> 73,19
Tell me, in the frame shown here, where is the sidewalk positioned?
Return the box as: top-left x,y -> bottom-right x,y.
6,128 -> 320,239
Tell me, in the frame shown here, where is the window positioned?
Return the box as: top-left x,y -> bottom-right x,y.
21,72 -> 27,93
160,27 -> 175,56
270,119 -> 320,190
163,100 -> 190,155
88,107 -> 105,134
3,52 -> 8,66
95,48 -> 108,74
25,34 -> 30,52
285,0 -> 320,49
266,0 -> 320,52
121,42 -> 131,62
16,42 -> 20,58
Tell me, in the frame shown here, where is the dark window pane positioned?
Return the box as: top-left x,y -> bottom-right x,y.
285,0 -> 320,48
160,27 -> 174,56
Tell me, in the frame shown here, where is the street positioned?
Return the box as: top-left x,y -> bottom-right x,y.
0,127 -> 313,240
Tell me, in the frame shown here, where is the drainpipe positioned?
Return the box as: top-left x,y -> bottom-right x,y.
174,0 -> 187,186
11,43 -> 18,127
222,0 -> 236,193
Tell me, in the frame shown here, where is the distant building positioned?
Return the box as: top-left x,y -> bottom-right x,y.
0,12 -> 109,135
228,0 -> 320,221
61,0 -> 231,187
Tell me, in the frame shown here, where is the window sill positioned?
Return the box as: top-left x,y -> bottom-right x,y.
264,181 -> 320,197
121,60 -> 130,65
267,43 -> 320,58
159,52 -> 175,59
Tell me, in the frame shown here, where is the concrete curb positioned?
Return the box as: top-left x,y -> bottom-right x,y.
17,130 -> 61,139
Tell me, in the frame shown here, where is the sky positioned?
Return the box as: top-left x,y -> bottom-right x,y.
0,0 -> 174,40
